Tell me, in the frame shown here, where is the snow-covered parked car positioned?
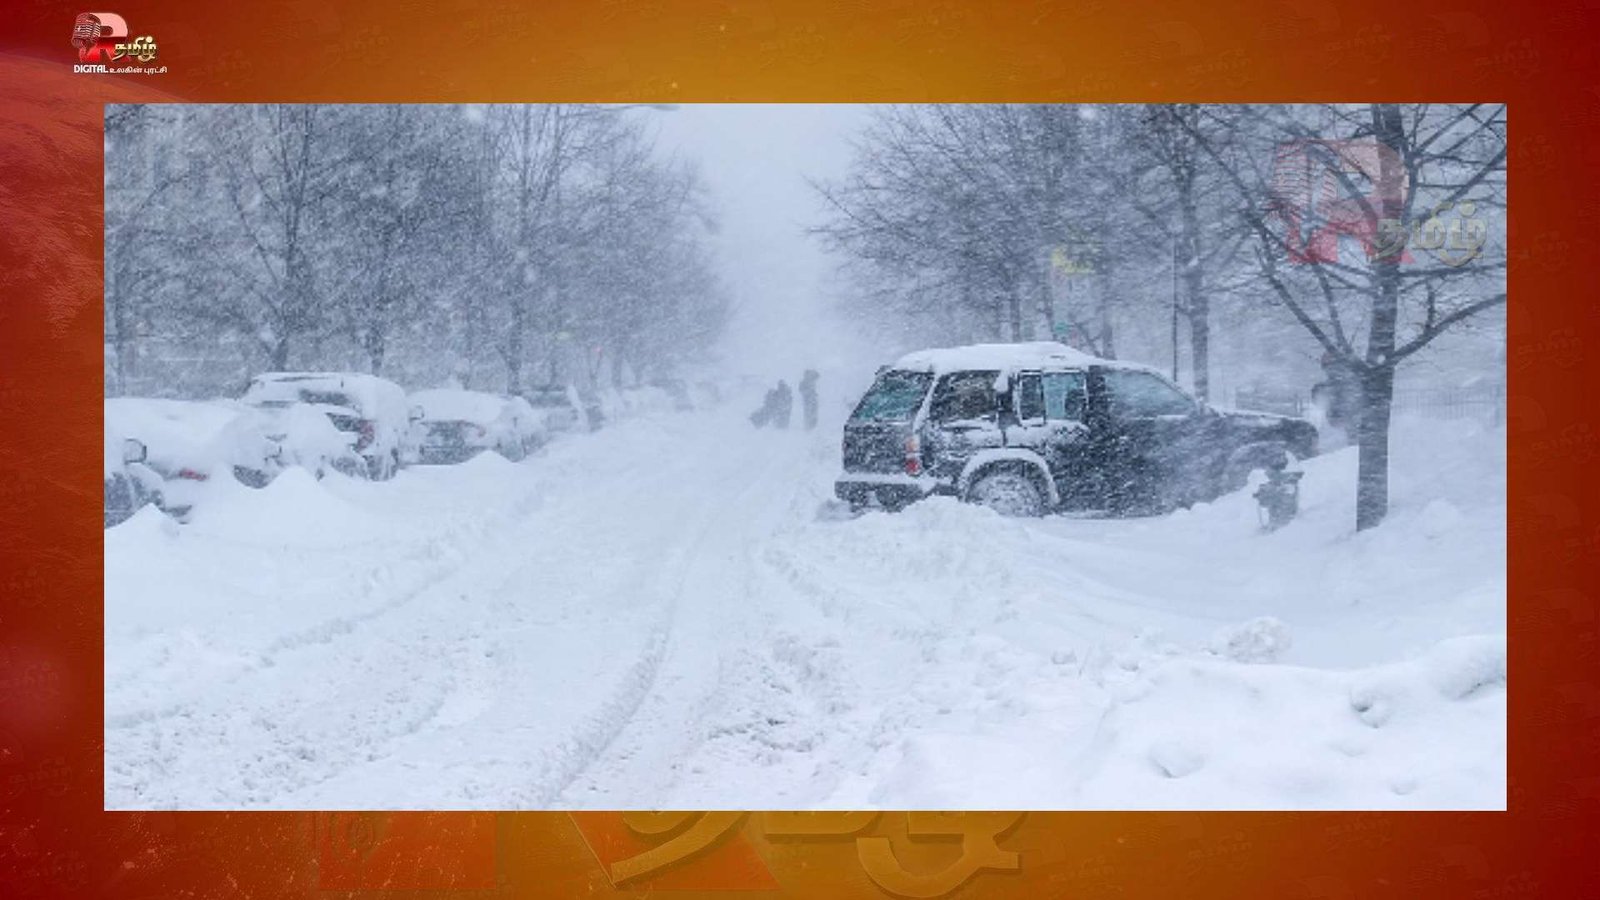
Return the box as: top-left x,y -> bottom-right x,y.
522,385 -> 586,434
103,396 -> 362,520
104,398 -> 275,521
104,434 -> 163,528
835,342 -> 1319,517
408,388 -> 546,464
241,372 -> 416,479
230,400 -> 366,483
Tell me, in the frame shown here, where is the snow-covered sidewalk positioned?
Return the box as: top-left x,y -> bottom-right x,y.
105,405 -> 1504,810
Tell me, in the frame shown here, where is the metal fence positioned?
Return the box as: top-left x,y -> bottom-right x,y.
1232,383 -> 1505,424
1390,384 -> 1506,423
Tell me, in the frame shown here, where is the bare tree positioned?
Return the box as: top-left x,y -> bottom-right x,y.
193,105 -> 345,370
330,106 -> 456,375
1184,103 -> 1506,529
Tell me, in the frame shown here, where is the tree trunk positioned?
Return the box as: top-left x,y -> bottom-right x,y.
108,263 -> 128,395
1003,272 -> 1024,341
505,330 -> 523,395
366,332 -> 386,375
1094,260 -> 1116,359
1355,102 -> 1409,531
1354,365 -> 1394,531
1178,189 -> 1209,400
1187,281 -> 1209,400
506,291 -> 525,395
270,336 -> 291,371
1035,255 -> 1057,341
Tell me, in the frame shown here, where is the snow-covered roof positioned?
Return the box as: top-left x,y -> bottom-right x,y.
249,372 -> 403,394
890,342 -> 1108,374
244,372 -> 409,419
410,388 -> 508,424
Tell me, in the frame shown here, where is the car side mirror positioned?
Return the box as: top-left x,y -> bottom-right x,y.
409,405 -> 425,422
121,437 -> 147,465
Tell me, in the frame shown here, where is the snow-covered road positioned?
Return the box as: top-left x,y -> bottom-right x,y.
106,399 -> 1505,810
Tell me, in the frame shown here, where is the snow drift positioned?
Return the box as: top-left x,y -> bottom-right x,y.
105,399 -> 1504,810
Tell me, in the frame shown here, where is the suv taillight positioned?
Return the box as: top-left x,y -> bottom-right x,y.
904,435 -> 922,476
356,420 -> 375,450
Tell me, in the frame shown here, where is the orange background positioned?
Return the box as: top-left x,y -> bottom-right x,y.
1,1 -> 1596,897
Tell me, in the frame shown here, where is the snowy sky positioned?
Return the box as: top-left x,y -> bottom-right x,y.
646,104 -> 875,380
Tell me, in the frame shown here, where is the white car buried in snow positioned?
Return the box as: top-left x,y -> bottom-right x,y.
104,398 -> 291,520
521,385 -> 587,434
408,389 -> 546,464
233,400 -> 368,482
242,372 -> 416,479
104,397 -> 368,514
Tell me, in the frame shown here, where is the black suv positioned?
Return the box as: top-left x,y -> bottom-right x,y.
835,342 -> 1318,516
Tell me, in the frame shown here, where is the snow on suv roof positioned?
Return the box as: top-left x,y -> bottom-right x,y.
890,341 -> 1109,374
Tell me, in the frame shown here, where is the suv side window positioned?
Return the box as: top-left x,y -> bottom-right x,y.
1042,371 -> 1087,421
1105,370 -> 1195,418
1016,373 -> 1045,422
929,370 -> 999,423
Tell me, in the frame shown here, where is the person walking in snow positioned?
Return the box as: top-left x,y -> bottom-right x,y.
771,380 -> 794,429
799,369 -> 819,430
750,387 -> 774,427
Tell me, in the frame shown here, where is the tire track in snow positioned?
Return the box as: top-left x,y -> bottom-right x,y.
553,433 -> 817,807
105,486 -> 549,732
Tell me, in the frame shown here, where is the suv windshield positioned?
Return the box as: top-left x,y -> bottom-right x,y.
850,370 -> 932,423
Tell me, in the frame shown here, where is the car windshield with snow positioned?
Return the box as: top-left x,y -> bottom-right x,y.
837,342 -> 1319,516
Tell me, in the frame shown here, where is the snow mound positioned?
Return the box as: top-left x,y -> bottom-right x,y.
1416,498 -> 1467,539
188,467 -> 375,544
105,502 -> 181,542
1210,616 -> 1293,664
1078,635 -> 1506,809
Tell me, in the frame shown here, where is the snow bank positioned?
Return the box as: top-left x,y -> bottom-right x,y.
1070,634 -> 1505,809
790,416 -> 1503,809
105,404 -> 1502,810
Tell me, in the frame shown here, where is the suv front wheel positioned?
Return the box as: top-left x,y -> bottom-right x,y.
967,468 -> 1046,517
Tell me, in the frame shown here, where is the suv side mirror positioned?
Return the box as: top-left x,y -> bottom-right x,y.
121,437 -> 147,465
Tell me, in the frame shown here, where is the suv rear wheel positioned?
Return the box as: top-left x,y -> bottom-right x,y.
967,468 -> 1046,517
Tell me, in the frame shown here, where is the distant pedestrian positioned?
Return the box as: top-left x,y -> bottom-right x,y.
750,387 -> 775,427
799,369 -> 819,430
771,380 -> 793,429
